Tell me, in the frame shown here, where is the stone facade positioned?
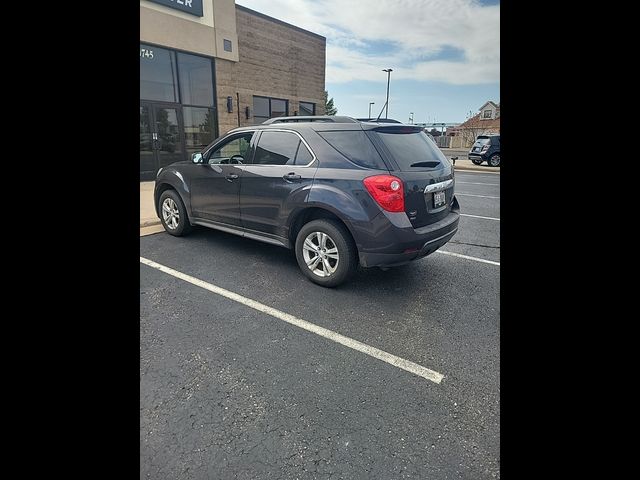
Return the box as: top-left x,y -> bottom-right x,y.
216,5 -> 326,135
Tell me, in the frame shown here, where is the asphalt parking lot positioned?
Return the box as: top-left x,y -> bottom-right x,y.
140,170 -> 500,479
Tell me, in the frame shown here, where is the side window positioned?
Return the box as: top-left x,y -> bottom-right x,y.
295,142 -> 313,165
319,130 -> 386,169
208,133 -> 253,164
253,131 -> 301,166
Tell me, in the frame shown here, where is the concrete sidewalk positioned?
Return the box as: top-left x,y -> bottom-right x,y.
439,148 -> 500,173
140,182 -> 159,226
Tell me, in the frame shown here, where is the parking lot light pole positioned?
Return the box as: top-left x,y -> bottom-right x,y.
369,102 -> 375,118
382,68 -> 393,118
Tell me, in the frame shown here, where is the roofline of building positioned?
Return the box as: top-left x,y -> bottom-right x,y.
479,100 -> 499,110
235,4 -> 326,41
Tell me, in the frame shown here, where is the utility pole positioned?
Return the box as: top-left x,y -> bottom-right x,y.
368,102 -> 375,118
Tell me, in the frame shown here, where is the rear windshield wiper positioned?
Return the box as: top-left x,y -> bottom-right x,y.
409,161 -> 440,168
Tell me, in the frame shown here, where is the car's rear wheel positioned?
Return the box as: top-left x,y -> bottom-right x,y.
471,157 -> 483,165
159,189 -> 192,236
488,153 -> 500,167
295,219 -> 357,287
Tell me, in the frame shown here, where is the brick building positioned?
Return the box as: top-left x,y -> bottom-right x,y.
140,0 -> 326,180
447,101 -> 500,149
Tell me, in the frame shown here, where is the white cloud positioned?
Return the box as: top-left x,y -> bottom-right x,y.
236,0 -> 499,85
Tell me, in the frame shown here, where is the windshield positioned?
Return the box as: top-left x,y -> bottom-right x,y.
370,130 -> 446,170
474,137 -> 491,145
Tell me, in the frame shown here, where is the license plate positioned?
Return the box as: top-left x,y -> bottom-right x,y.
433,190 -> 446,208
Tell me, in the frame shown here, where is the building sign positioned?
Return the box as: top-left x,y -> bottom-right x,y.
147,0 -> 203,17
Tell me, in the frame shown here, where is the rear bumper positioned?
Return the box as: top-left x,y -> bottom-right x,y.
468,152 -> 488,160
358,198 -> 460,268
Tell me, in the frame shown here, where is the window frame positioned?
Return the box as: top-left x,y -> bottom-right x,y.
250,129 -> 316,167
483,109 -> 492,118
252,96 -> 290,124
299,101 -> 316,116
203,131 -> 257,164
140,43 -> 179,103
176,51 -> 216,107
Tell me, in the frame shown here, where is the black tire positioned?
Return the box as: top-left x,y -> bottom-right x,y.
488,153 -> 500,167
470,157 -> 483,165
158,189 -> 192,236
295,219 -> 358,287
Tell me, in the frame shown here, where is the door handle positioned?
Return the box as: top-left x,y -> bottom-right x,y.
226,173 -> 239,182
283,173 -> 301,182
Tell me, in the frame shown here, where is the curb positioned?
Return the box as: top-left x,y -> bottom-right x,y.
454,166 -> 500,173
141,219 -> 161,227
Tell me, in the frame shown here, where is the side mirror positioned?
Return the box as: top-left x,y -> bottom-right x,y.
191,152 -> 203,164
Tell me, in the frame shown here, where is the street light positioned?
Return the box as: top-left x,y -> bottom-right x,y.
409,112 -> 414,124
368,102 -> 375,118
382,68 -> 393,118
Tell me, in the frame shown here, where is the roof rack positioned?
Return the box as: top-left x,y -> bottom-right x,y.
262,116 -> 359,124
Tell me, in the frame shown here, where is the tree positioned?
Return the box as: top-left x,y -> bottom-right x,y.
324,90 -> 337,115
460,111 -> 489,148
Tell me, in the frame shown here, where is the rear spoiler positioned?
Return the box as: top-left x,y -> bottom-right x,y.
371,125 -> 424,133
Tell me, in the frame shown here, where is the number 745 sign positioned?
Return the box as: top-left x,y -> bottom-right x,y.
140,48 -> 154,59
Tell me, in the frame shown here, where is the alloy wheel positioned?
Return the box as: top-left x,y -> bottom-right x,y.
302,231 -> 339,277
161,197 -> 180,230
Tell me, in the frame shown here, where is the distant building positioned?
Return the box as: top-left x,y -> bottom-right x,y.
140,0 -> 326,180
448,101 -> 500,148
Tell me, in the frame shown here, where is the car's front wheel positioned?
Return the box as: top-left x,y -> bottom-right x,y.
488,153 -> 500,167
295,219 -> 357,287
471,157 -> 483,165
158,189 -> 192,236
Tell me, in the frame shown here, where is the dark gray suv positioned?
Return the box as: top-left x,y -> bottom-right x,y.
468,135 -> 500,167
155,116 -> 460,287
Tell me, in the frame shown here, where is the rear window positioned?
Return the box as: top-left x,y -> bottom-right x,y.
318,130 -> 387,169
475,137 -> 491,145
370,130 -> 446,170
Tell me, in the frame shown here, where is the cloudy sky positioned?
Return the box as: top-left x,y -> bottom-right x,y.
236,0 -> 499,124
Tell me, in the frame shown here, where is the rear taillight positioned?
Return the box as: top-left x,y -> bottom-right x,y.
363,175 -> 405,212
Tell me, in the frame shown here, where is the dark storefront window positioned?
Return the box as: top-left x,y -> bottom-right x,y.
253,96 -> 270,124
177,52 -> 215,106
299,101 -> 315,116
140,44 -> 178,102
270,99 -> 287,117
252,96 -> 289,124
140,43 -> 218,179
183,107 -> 217,156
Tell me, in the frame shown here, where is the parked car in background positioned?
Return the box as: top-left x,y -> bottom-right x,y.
468,135 -> 500,167
155,116 -> 460,287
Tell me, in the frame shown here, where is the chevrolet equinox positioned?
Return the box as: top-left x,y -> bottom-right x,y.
155,116 -> 460,287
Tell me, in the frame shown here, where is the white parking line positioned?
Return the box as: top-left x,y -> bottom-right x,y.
140,256 -> 445,384
436,250 -> 500,266
456,181 -> 499,186
456,193 -> 500,199
454,170 -> 500,175
460,213 -> 500,221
